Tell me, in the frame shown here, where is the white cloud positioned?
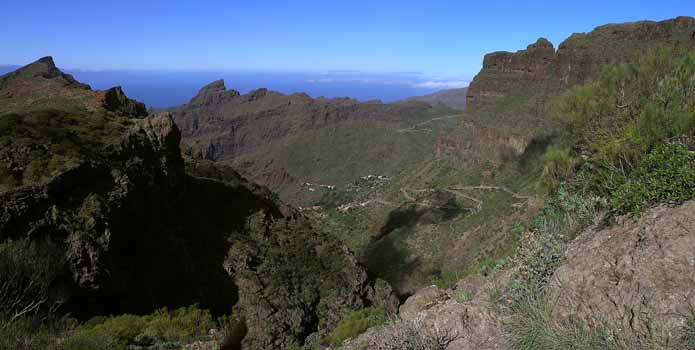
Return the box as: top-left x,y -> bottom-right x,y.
413,80 -> 469,89
306,78 -> 334,83
304,73 -> 470,90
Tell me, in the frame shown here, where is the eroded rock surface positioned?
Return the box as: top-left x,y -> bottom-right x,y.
548,201 -> 695,345
345,278 -> 507,350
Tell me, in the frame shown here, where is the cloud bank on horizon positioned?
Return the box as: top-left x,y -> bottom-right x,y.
304,71 -> 469,90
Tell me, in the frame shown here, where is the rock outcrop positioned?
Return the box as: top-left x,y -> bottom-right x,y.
548,201 -> 695,345
344,277 -> 507,350
103,86 -> 148,117
467,16 -> 695,115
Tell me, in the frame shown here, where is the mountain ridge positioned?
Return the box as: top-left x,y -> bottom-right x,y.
406,87 -> 468,110
467,16 -> 695,119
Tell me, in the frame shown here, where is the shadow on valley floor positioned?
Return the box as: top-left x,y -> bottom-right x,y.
377,190 -> 465,238
360,234 -> 423,297
361,190 -> 468,294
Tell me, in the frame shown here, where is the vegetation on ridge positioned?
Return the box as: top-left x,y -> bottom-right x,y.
551,47 -> 695,215
0,108 -> 130,191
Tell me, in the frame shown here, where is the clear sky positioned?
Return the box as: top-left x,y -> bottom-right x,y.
1,1 -> 694,79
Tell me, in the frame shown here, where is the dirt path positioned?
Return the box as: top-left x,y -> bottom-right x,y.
396,114 -> 462,133
400,185 -> 530,212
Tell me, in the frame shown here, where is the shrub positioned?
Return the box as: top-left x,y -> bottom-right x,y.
541,145 -> 573,192
0,313 -> 70,350
548,48 -> 695,215
323,307 -> 386,346
505,188 -> 596,302
64,305 -> 216,350
506,287 -> 619,350
430,270 -> 461,289
455,290 -> 473,303
0,239 -> 66,321
556,48 -> 695,168
610,143 -> 695,215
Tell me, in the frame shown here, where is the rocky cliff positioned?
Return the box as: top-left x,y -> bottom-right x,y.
170,80 -> 442,162
0,58 -> 393,349
467,16 -> 695,119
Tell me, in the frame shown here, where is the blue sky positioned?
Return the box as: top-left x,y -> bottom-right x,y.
1,0 -> 694,79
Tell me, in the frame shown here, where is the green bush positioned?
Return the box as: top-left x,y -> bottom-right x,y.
541,145 -> 573,192
610,143 -> 695,215
64,305 -> 216,350
477,257 -> 506,277
556,48 -> 695,169
550,47 -> 695,214
323,307 -> 386,346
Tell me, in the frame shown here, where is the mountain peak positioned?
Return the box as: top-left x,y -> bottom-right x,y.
103,86 -> 148,117
2,56 -> 90,90
198,79 -> 226,94
530,37 -> 554,49
37,56 -> 56,66
189,79 -> 239,107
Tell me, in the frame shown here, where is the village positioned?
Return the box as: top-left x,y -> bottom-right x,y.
298,174 -> 393,212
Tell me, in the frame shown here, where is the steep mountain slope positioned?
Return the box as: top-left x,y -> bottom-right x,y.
406,87 -> 468,110
0,58 -> 394,350
169,80 -> 458,203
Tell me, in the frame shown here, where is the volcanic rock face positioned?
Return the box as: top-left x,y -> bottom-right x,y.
0,59 -> 390,349
103,86 -> 148,117
170,80 -> 436,162
469,38 -> 555,101
467,16 -> 695,112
